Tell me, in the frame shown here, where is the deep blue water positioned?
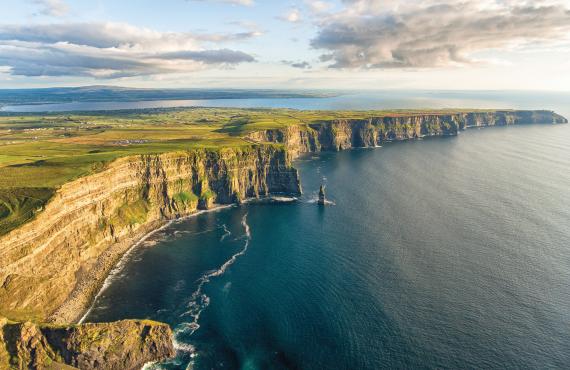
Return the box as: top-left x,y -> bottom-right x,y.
84,116 -> 570,369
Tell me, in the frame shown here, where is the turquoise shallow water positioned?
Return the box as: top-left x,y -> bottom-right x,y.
85,119 -> 570,369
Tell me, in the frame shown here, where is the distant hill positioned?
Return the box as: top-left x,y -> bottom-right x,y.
0,86 -> 336,105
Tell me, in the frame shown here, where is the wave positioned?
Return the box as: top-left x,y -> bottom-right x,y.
220,224 -> 231,242
266,196 -> 298,203
173,227 -> 219,238
177,213 -> 252,341
306,198 -> 336,206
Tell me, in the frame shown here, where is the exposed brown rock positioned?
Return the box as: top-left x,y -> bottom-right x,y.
0,317 -> 174,370
246,110 -> 568,152
318,185 -> 326,206
0,146 -> 301,323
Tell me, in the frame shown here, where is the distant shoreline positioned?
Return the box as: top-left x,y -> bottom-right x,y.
0,86 -> 337,112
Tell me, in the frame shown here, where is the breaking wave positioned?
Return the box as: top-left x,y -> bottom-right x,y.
220,224 -> 231,241
177,213 -> 252,339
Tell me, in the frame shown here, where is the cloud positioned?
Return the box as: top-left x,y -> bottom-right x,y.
279,8 -> 302,23
32,0 -> 69,17
304,0 -> 333,14
311,0 -> 570,68
162,49 -> 255,63
282,60 -> 312,69
0,22 -> 257,78
228,20 -> 263,33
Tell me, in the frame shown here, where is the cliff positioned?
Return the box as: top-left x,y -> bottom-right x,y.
0,317 -> 174,369
246,110 -> 567,155
0,109 -> 565,368
0,110 -> 565,324
0,145 -> 300,324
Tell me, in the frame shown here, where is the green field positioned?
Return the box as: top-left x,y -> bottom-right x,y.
0,107 -> 500,235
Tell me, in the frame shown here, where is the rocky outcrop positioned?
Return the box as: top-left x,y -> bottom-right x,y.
0,145 -> 300,323
247,110 -> 567,155
0,317 -> 174,369
318,185 -> 326,206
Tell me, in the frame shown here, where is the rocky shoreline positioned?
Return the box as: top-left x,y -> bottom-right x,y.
73,204 -> 235,325
0,317 -> 174,369
50,219 -> 166,324
0,110 -> 566,369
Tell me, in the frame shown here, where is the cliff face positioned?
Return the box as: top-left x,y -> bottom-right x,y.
0,146 -> 301,323
1,110 -> 564,324
0,317 -> 174,369
247,111 -> 568,155
0,109 -> 565,367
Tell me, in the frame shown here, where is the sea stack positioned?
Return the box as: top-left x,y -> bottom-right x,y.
318,185 -> 326,205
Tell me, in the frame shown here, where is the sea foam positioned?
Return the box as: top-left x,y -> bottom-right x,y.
175,213 -> 252,348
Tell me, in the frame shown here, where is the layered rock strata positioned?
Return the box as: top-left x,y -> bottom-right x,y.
0,317 -> 174,369
246,111 -> 567,154
0,146 -> 300,323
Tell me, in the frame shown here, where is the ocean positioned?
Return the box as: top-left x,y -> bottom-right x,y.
82,92 -> 570,369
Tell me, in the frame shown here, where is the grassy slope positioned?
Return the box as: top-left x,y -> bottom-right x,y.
0,107 -> 505,235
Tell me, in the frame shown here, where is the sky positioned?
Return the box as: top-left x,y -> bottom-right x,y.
0,0 -> 569,90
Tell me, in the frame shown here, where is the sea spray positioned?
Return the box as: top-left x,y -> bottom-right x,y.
220,224 -> 231,241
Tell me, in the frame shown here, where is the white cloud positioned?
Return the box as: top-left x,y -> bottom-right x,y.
32,0 -> 69,17
279,8 -> 302,23
0,22 -> 257,78
305,0 -> 333,13
312,0 -> 570,68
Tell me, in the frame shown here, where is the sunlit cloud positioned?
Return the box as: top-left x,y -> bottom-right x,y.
304,0 -> 334,14
279,8 -> 302,23
312,0 -> 570,68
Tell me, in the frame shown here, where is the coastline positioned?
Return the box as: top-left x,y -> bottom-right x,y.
55,118 -> 569,325
71,195 -> 300,325
4,110 -> 565,325
50,204 -> 237,325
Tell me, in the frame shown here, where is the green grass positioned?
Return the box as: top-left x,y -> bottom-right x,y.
200,189 -> 215,201
173,191 -> 199,207
0,107 -> 509,235
112,199 -> 149,227
0,188 -> 55,236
